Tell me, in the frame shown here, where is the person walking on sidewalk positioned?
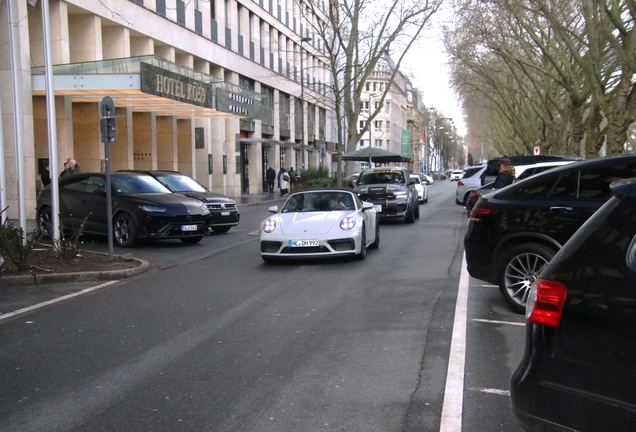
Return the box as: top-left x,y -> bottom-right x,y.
280,169 -> 290,196
266,166 -> 276,193
288,167 -> 298,192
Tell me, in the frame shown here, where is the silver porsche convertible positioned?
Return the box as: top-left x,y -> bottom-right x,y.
259,189 -> 380,262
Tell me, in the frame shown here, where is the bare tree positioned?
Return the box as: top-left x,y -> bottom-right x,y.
300,0 -> 443,182
446,0 -> 636,157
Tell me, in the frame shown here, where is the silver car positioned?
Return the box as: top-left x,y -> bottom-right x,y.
455,164 -> 487,207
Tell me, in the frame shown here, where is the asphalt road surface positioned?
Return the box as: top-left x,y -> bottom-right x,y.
0,181 -> 525,431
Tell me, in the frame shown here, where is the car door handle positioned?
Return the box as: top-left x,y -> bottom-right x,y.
550,206 -> 573,213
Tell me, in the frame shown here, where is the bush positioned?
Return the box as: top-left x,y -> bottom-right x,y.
296,167 -> 337,189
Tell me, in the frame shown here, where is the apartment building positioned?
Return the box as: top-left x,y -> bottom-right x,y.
0,0 -> 335,220
356,58 -> 409,170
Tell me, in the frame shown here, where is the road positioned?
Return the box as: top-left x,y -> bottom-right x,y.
0,181 -> 525,431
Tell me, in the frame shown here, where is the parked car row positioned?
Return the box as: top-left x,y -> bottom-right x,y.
36,171 -> 240,248
459,155 -> 636,431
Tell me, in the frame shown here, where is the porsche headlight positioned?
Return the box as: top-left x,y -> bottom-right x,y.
340,216 -> 356,230
139,205 -> 166,213
262,218 -> 276,233
394,191 -> 408,199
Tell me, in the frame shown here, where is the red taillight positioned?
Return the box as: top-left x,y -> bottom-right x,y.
526,278 -> 567,327
469,206 -> 493,219
458,180 -> 464,186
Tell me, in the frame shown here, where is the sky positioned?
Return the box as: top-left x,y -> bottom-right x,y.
401,9 -> 468,137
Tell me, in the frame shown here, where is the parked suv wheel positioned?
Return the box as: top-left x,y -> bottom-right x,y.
498,243 -> 556,313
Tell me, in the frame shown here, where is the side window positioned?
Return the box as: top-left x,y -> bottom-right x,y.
61,177 -> 88,192
504,174 -> 561,199
578,164 -> 636,201
463,167 -> 482,179
86,176 -> 106,193
548,171 -> 580,199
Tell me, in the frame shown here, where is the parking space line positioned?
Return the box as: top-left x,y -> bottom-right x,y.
440,252 -> 470,432
472,318 -> 525,327
468,387 -> 510,396
0,281 -> 118,322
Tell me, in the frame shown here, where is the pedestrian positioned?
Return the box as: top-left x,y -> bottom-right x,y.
288,167 -> 298,192
493,158 -> 515,189
280,169 -> 290,196
266,166 -> 276,194
40,162 -> 51,187
277,167 -> 285,196
60,158 -> 82,178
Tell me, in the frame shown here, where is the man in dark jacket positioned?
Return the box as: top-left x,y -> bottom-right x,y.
266,167 -> 276,193
288,167 -> 298,192
60,158 -> 82,178
493,158 -> 515,189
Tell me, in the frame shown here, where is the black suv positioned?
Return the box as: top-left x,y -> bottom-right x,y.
353,167 -> 419,223
464,155 -> 636,313
511,177 -> 636,431
120,170 -> 240,233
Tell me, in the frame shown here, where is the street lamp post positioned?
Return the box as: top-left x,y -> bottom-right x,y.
300,36 -> 312,170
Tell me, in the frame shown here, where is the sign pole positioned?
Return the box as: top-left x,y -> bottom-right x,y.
100,96 -> 116,260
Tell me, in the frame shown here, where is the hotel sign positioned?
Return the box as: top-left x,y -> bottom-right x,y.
216,88 -> 262,119
140,62 -> 214,109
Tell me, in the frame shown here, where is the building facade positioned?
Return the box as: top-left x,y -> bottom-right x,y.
0,0 -> 335,220
355,58 -> 408,170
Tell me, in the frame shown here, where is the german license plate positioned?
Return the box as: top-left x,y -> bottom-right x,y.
181,224 -> 198,231
289,239 -> 319,247
374,205 -> 382,212
221,211 -> 230,216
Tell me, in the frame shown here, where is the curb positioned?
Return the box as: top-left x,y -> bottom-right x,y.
0,258 -> 150,287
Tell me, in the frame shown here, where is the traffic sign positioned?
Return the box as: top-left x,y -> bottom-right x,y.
534,146 -> 540,155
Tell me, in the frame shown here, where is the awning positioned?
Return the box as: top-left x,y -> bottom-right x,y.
31,55 -> 261,119
341,147 -> 411,163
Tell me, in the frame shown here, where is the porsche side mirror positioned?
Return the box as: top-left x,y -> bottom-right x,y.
268,205 -> 278,213
361,202 -> 374,212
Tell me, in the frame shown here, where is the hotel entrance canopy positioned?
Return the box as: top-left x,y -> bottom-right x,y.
31,55 -> 262,119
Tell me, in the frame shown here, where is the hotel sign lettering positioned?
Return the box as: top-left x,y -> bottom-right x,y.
216,88 -> 262,119
140,63 -> 213,109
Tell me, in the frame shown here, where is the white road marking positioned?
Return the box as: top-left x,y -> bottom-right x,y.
472,318 -> 526,327
440,252 -> 470,432
0,280 -> 118,322
468,387 -> 510,396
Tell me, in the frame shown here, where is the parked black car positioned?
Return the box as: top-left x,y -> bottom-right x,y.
464,155 -> 636,313
36,172 -> 211,247
353,167 -> 419,223
121,170 -> 240,233
510,177 -> 636,431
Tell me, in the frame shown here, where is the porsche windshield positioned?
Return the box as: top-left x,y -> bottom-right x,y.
281,192 -> 356,212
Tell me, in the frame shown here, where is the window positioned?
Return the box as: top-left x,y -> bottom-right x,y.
373,82 -> 377,92
374,120 -> 382,132
359,139 -> 370,148
386,101 -> 390,113
374,101 -> 381,110
361,101 -> 369,113
365,82 -> 370,91
386,139 -> 390,149
359,120 -> 367,130
375,139 -> 383,148
506,174 -> 561,199
386,121 -> 390,132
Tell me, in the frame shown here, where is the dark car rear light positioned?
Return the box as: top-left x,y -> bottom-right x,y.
526,278 -> 567,327
469,205 -> 493,219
